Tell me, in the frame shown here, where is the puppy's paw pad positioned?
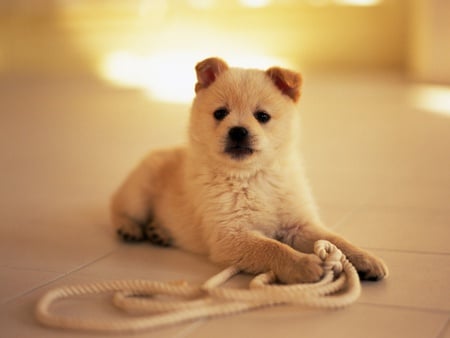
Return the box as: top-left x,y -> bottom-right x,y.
351,252 -> 388,281
358,271 -> 383,282
117,225 -> 145,242
144,223 -> 171,247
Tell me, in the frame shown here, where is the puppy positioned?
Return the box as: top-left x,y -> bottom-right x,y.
111,57 -> 388,283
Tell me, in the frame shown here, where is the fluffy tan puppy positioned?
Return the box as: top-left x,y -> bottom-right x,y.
111,57 -> 388,283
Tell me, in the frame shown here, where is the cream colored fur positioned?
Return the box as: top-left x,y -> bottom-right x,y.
111,57 -> 388,284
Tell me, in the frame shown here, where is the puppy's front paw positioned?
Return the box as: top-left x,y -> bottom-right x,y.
277,254 -> 324,284
116,220 -> 145,242
348,251 -> 388,281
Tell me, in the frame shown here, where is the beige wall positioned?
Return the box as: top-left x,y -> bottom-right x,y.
0,0 -> 410,74
408,0 -> 450,84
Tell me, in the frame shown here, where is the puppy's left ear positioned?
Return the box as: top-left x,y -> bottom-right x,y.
266,67 -> 302,102
195,57 -> 229,93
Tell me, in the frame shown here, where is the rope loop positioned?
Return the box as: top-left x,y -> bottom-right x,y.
35,240 -> 361,334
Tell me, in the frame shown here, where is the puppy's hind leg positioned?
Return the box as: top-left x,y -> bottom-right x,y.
113,213 -> 147,242
110,187 -> 172,246
144,220 -> 172,247
110,156 -> 157,243
113,212 -> 172,247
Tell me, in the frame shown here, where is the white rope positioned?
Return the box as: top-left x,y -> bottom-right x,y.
35,240 -> 361,334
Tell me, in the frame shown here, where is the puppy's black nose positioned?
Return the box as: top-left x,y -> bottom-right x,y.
228,126 -> 248,142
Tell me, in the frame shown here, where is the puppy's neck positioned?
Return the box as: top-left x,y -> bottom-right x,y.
187,149 -> 288,182
213,164 -> 265,181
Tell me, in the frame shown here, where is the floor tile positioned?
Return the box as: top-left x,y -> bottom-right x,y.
358,250 -> 450,311
75,244 -> 221,283
367,178 -> 450,211
307,172 -> 374,207
440,320 -> 450,338
0,213 -> 119,272
185,304 -> 448,338
316,204 -> 358,229
338,207 -> 450,253
0,267 -> 61,304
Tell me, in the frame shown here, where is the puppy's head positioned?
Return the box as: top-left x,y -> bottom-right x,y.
189,57 -> 302,171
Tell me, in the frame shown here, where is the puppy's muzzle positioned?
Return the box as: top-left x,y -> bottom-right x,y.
225,126 -> 254,159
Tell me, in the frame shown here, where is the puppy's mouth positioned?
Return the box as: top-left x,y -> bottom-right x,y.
224,127 -> 256,160
224,145 -> 254,160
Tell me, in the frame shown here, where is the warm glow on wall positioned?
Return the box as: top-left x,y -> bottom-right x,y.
334,0 -> 382,6
52,0 -> 401,103
239,0 -> 272,8
411,84 -> 450,117
101,50 -> 288,103
93,0 -> 298,103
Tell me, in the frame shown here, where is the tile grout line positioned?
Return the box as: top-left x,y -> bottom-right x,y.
171,319 -> 206,338
436,318 -> 449,338
358,301 -> 449,315
327,202 -> 366,231
322,203 -> 450,256
361,247 -> 450,257
1,248 -> 119,306
0,265 -> 62,273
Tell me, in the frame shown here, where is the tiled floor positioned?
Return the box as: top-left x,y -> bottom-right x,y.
0,71 -> 449,338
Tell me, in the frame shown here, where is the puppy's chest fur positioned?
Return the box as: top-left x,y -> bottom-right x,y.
191,168 -> 285,235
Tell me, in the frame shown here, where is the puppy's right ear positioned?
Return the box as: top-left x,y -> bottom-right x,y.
195,57 -> 228,93
266,67 -> 302,102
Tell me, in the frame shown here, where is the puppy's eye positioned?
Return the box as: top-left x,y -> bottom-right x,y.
213,108 -> 229,121
254,111 -> 271,124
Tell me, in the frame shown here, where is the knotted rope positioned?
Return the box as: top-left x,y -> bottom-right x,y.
35,240 -> 361,334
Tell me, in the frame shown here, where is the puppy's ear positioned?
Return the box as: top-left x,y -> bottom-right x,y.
195,57 -> 229,93
266,67 -> 302,102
